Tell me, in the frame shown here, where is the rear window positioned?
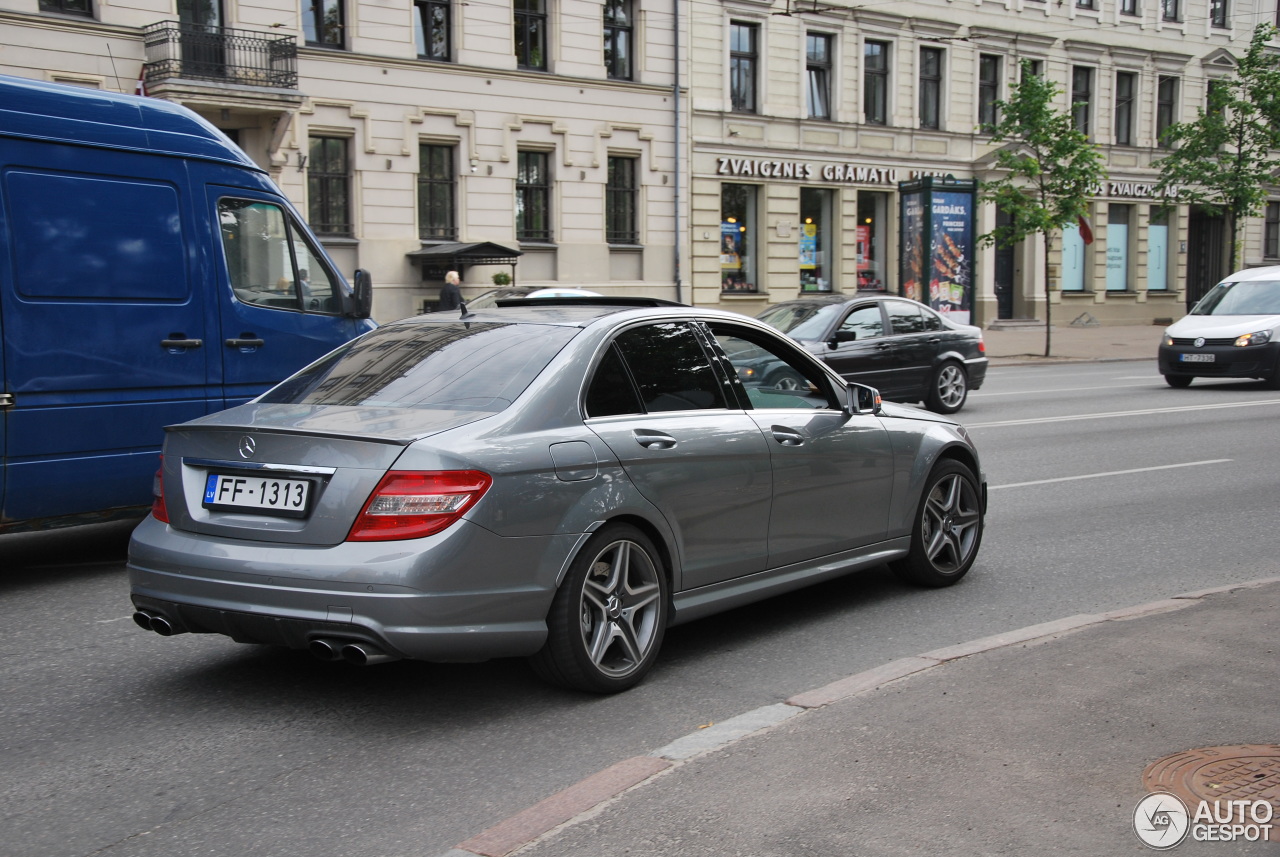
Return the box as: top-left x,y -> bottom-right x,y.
260,322 -> 576,411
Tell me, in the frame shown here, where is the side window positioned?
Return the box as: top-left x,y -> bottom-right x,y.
218,199 -> 342,314
920,307 -> 944,331
584,343 -> 644,418
839,304 -> 884,339
886,301 -> 926,334
711,325 -> 836,410
612,323 -> 727,413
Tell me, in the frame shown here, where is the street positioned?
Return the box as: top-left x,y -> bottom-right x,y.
3,360 -> 1279,857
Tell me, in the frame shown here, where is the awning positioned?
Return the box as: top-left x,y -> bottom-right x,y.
406,242 -> 522,278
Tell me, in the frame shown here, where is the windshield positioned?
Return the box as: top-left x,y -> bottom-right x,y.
756,302 -> 843,340
260,322 -> 576,411
1191,280 -> 1280,316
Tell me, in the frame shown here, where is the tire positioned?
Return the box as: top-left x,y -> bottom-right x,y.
890,459 -> 983,588
925,361 -> 968,414
1164,374 -> 1193,388
531,524 -> 669,693
771,371 -> 804,391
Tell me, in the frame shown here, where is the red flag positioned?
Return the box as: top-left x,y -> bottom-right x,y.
1078,214 -> 1094,245
135,69 -> 148,98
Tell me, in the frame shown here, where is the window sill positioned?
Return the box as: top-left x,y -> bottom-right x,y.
608,243 -> 643,251
317,236 -> 358,246
719,291 -> 766,299
517,241 -> 556,249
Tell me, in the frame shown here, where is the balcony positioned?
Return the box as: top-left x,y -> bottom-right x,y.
143,22 -> 298,90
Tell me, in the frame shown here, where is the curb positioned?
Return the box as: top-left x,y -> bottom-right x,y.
439,575 -> 1280,857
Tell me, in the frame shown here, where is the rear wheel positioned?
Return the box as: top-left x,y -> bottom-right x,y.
531,524 -> 668,693
1164,374 -> 1193,388
925,361 -> 968,414
891,460 -> 983,588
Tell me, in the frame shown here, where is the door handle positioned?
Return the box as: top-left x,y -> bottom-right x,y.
875,342 -> 892,350
771,426 -> 805,446
160,338 -> 203,349
225,337 -> 266,348
633,429 -> 677,450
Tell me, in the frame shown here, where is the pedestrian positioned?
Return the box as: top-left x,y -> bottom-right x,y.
438,270 -> 462,312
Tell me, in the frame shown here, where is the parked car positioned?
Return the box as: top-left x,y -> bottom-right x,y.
129,301 -> 986,693
1158,266 -> 1280,388
448,287 -> 602,311
756,295 -> 987,414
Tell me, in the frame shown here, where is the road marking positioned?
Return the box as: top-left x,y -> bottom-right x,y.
990,459 -> 1232,491
971,381 -> 1158,397
966,397 -> 1280,428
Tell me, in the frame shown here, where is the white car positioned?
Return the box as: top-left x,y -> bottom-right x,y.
1158,265 -> 1280,388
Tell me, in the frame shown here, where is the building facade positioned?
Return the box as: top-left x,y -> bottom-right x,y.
3,0 -> 1279,324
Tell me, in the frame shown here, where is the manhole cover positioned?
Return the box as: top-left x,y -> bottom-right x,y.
1143,744 -> 1280,811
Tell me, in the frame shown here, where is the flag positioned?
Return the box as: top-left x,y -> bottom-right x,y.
135,69 -> 148,98
1078,214 -> 1094,245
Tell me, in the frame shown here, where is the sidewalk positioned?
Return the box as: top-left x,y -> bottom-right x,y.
444,579 -> 1280,857
982,321 -> 1165,365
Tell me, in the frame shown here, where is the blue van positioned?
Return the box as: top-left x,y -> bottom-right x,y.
0,75 -> 375,533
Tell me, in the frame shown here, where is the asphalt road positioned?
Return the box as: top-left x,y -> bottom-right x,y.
3,360 -> 1278,857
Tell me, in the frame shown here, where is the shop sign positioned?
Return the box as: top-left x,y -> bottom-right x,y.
716,157 -> 953,186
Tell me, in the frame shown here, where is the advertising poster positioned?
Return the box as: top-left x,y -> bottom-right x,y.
721,221 -> 744,290
899,191 -> 925,303
798,223 -> 817,270
929,190 -> 973,323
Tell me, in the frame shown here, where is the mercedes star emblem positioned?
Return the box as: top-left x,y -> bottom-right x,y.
238,436 -> 256,459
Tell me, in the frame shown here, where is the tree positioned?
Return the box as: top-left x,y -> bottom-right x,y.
1154,24 -> 1280,274
978,62 -> 1106,357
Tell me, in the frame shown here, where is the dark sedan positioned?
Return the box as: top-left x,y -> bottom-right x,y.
757,295 -> 988,414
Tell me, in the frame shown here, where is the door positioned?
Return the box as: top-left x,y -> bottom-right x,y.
209,190 -> 363,406
880,299 -> 932,397
1187,207 -> 1226,310
819,302 -> 896,393
709,322 -> 894,567
0,159 -> 213,523
178,0 -> 226,79
583,323 -> 773,590
994,208 -> 1015,319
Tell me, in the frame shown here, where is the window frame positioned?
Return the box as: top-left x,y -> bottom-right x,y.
729,21 -> 759,114
864,40 -> 890,126
1156,75 -> 1178,146
606,155 -> 639,245
604,0 -> 633,81
516,150 -> 552,243
307,136 -> 352,237
806,32 -> 834,120
514,0 -> 548,71
38,0 -> 93,16
414,0 -> 451,61
1209,0 -> 1227,27
978,54 -> 1001,129
1264,202 -> 1280,259
919,46 -> 943,130
1071,66 -> 1093,135
1160,0 -> 1179,22
304,0 -> 345,48
418,143 -> 457,241
1115,71 -> 1136,147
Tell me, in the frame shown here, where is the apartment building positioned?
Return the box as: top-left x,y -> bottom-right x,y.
1,0 -> 682,320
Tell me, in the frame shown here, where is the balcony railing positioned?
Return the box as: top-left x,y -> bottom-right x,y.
143,22 -> 297,89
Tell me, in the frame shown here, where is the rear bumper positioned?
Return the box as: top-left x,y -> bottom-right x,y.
128,515 -> 580,661
966,357 -> 988,391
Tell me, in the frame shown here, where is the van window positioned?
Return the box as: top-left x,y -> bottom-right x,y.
8,171 -> 187,301
218,199 -> 342,314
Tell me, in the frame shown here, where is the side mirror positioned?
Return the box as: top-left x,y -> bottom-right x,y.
846,382 -> 882,416
827,329 -> 857,350
348,268 -> 373,319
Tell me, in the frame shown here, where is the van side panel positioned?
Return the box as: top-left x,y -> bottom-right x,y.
0,147 -> 214,523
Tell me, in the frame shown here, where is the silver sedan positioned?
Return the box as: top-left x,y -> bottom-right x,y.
129,301 -> 986,693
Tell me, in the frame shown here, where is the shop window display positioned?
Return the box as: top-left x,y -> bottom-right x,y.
800,188 -> 833,292
721,184 -> 758,292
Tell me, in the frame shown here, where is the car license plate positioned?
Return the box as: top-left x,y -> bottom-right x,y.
203,473 -> 313,516
1179,353 -> 1215,363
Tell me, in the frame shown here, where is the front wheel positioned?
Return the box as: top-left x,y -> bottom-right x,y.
1164,374 -> 1193,388
891,460 -> 984,588
531,524 -> 669,693
925,361 -> 968,414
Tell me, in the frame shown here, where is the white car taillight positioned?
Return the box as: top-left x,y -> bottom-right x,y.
347,471 -> 492,541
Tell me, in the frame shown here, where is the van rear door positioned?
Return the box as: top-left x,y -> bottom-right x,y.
0,158 -> 212,523
207,188 -> 366,407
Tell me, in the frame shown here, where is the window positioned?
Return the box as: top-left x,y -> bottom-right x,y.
418,144 -> 456,240
38,0 -> 92,15
604,0 -> 633,80
1115,72 -> 1136,146
806,33 -> 833,120
712,326 -> 836,410
611,324 -> 727,413
978,55 -> 1001,129
1156,76 -> 1178,145
516,151 -> 551,242
886,300 -> 927,334
514,0 -> 547,71
1023,59 -> 1044,80
1207,79 -> 1227,114
1161,0 -> 1179,21
415,0 -> 451,60
799,188 -> 833,291
1210,0 -> 1227,26
304,0 -> 344,47
919,47 -> 943,130
606,156 -> 638,245
857,191 -> 888,290
1120,0 -> 1138,13
864,40 -> 889,125
1265,203 -> 1279,258
1149,207 -> 1170,290
730,22 -> 759,113
1071,66 -> 1093,134
219,199 -> 343,315
307,137 -> 351,236
839,305 -> 884,339
721,184 -> 758,292
1105,204 -> 1131,292
1076,0 -> 1095,8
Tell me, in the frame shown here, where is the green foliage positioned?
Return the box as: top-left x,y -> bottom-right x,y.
1154,24 -> 1280,271
491,271 -> 512,286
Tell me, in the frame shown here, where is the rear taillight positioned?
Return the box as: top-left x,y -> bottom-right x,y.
151,457 -> 169,523
977,337 -> 986,354
347,471 -> 492,541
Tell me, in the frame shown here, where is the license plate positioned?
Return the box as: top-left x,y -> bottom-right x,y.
1179,353 -> 1215,363
203,473 -> 313,516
